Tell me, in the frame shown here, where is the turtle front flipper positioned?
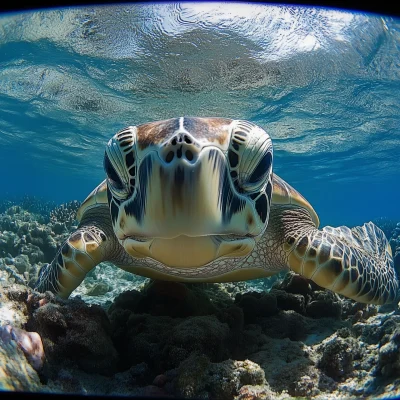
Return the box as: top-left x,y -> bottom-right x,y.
280,206 -> 398,305
35,207 -> 119,299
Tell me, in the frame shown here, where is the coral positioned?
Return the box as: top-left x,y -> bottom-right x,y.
0,325 -> 45,371
26,292 -> 118,376
270,289 -> 306,315
164,315 -> 231,367
0,203 -> 86,293
318,334 -> 362,381
250,337 -> 319,395
261,310 -> 309,341
272,271 -> 314,297
235,384 -> 274,400
0,199 -> 15,214
0,259 -> 28,285
0,284 -> 46,392
108,281 -> 217,319
0,284 -> 31,327
378,327 -> 400,377
0,328 -> 44,392
235,291 -> 278,323
0,196 -> 56,223
174,354 -> 266,399
290,374 -> 320,397
0,267 -> 399,398
0,209 -> 60,262
13,254 -> 31,274
306,291 -> 342,319
85,282 -> 111,296
49,200 -> 81,231
19,196 -> 56,221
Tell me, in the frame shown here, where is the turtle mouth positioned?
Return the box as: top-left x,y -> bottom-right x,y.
119,232 -> 256,242
120,234 -> 256,268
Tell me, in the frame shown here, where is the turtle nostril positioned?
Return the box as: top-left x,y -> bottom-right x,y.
185,150 -> 193,161
184,135 -> 192,144
166,151 -> 174,163
163,134 -> 199,164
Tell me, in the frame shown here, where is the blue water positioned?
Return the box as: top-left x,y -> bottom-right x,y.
0,3 -> 400,228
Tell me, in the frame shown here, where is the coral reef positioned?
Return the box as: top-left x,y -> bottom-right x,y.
0,204 -> 400,398
0,196 -> 56,221
0,274 -> 399,398
0,328 -> 45,392
0,204 -> 80,292
49,200 -> 81,232
0,325 -> 45,371
26,292 -> 119,376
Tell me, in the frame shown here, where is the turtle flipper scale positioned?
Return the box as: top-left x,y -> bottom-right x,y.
34,225 -> 108,298
286,216 -> 398,305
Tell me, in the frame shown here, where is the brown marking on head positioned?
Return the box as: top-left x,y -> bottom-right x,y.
246,213 -> 254,226
136,117 -> 233,150
137,118 -> 180,150
120,217 -> 125,230
188,117 -> 232,145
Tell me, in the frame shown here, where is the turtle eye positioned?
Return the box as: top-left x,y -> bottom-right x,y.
104,153 -> 124,190
228,120 -> 273,193
103,152 -> 131,201
242,150 -> 273,191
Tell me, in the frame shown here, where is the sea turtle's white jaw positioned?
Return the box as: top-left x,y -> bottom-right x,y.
122,235 -> 256,268
104,117 -> 273,267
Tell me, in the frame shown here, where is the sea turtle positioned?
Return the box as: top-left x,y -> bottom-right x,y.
35,117 -> 399,304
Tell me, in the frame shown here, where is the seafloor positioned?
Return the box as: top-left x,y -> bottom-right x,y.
0,199 -> 400,399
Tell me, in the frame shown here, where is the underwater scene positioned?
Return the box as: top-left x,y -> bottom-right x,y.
1,2 -> 400,399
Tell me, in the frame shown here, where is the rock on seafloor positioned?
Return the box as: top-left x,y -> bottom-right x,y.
0,204 -> 400,398
0,276 -> 400,399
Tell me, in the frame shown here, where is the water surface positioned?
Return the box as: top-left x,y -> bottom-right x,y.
0,3 -> 399,227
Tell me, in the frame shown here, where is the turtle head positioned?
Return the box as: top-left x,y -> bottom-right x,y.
104,117 -> 273,268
